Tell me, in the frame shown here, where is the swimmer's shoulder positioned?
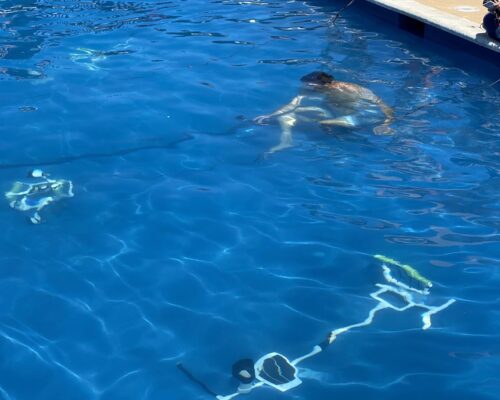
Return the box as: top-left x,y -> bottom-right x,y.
326,81 -> 367,95
336,81 -> 380,101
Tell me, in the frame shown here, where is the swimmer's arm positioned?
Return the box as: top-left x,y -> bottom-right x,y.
372,98 -> 395,135
359,87 -> 394,125
254,96 -> 304,123
270,95 -> 304,116
360,89 -> 394,134
377,98 -> 395,125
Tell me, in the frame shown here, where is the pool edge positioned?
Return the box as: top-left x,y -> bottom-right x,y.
323,0 -> 500,66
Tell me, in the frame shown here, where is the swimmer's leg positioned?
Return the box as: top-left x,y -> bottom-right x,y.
267,113 -> 296,155
295,106 -> 332,118
321,115 -> 394,135
319,115 -> 357,128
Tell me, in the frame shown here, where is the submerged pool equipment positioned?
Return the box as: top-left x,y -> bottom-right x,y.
178,255 -> 456,399
5,169 -> 74,224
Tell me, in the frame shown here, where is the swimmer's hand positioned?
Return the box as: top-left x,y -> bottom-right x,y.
373,124 -> 394,135
253,114 -> 272,125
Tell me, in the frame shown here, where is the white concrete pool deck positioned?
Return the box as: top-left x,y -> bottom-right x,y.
364,0 -> 500,54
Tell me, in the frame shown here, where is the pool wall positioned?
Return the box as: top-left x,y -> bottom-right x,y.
327,0 -> 500,66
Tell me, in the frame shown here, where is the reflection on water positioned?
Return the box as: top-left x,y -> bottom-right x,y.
0,1 -> 42,60
70,46 -> 134,70
0,1 -> 499,400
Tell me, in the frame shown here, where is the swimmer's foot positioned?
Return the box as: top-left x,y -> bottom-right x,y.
270,143 -> 293,154
262,143 -> 293,158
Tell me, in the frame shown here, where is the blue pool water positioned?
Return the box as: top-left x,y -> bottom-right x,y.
1,0 -> 499,399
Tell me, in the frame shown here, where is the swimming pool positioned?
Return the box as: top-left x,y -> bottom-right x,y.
1,0 -> 499,399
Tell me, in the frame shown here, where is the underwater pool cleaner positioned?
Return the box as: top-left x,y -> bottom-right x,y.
178,254 -> 455,399
5,169 -> 74,224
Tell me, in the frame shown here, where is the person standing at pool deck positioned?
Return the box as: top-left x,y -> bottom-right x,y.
483,0 -> 500,40
254,71 -> 394,155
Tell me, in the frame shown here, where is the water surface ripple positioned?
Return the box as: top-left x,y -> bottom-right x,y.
0,0 -> 499,399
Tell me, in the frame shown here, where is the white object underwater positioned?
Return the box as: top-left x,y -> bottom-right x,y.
188,255 -> 456,400
5,169 -> 74,224
69,39 -> 134,71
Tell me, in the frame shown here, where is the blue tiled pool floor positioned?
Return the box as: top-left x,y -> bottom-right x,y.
0,1 -> 499,399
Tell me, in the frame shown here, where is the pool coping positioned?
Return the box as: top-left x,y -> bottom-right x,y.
363,0 -> 500,54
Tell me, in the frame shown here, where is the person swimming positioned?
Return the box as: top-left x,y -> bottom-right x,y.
254,71 -> 395,155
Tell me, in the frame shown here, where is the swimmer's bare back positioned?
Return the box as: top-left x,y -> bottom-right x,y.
319,82 -> 394,132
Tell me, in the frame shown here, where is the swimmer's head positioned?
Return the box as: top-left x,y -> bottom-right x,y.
300,71 -> 334,86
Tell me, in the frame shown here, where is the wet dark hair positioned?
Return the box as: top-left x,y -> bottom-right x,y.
300,71 -> 334,85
